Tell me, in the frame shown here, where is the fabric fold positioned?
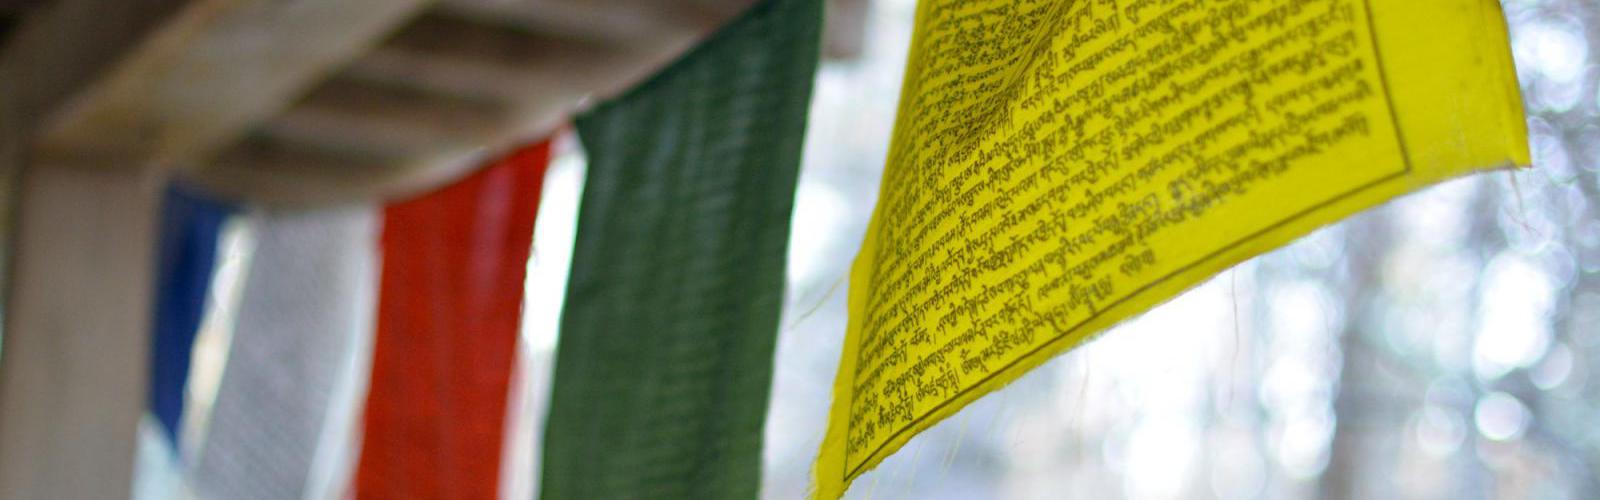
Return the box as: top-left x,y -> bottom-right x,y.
149,185 -> 235,445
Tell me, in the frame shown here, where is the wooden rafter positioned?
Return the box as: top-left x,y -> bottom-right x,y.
27,0 -> 436,169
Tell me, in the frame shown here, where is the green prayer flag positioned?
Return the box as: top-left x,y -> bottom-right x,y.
540,0 -> 822,498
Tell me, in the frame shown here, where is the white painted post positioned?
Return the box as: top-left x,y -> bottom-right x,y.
0,164 -> 160,500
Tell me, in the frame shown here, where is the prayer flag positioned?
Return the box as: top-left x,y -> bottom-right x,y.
540,0 -> 822,497
814,1 -> 1531,497
355,142 -> 550,499
149,185 -> 234,444
193,206 -> 377,500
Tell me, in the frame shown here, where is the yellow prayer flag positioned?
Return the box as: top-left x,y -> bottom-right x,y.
815,0 -> 1530,497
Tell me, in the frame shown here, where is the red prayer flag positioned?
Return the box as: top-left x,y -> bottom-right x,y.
356,140 -> 551,499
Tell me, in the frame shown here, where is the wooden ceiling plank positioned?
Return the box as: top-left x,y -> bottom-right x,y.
434,0 -> 749,47
25,0 -> 438,169
268,75 -> 513,156
196,130 -> 457,207
200,5 -> 726,206
349,11 -> 698,104
0,0 -> 190,148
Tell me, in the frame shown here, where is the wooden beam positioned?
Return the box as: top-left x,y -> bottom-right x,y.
3,0 -> 865,206
191,8 -> 718,206
438,0 -> 868,61
359,11 -> 700,104
267,75 -> 513,160
435,0 -> 748,47
192,0 -> 859,206
188,132 -> 425,207
0,0 -> 191,151
22,0 -> 437,169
